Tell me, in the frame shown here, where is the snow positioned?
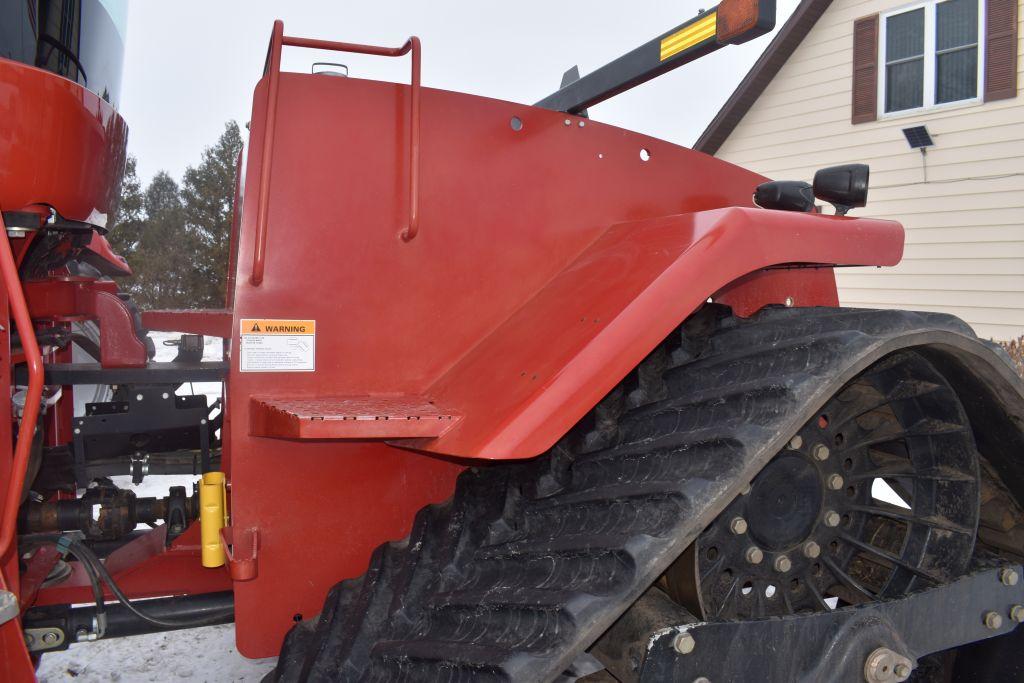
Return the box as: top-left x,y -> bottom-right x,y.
36,333 -> 278,682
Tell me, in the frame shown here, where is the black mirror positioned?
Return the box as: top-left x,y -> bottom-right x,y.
753,180 -> 815,212
812,164 -> 869,215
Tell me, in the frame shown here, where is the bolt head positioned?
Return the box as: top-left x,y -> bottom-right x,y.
1000,567 -> 1019,586
42,631 -> 58,644
578,120 -> 585,128
824,510 -> 841,527
984,611 -> 1003,630
1010,605 -> 1024,623
740,483 -> 752,496
563,118 -> 571,126
827,474 -> 844,490
729,517 -> 748,535
803,541 -> 821,559
774,555 -> 792,573
672,631 -> 696,654
864,647 -> 913,683
812,443 -> 830,461
745,546 -> 764,564
789,435 -> 803,450
74,428 -> 81,435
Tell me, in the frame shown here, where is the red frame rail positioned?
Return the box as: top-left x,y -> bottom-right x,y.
0,211 -> 43,564
251,20 -> 422,286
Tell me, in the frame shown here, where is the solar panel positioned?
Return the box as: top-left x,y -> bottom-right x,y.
902,126 -> 934,149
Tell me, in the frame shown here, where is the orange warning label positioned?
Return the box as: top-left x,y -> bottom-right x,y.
240,319 -> 315,335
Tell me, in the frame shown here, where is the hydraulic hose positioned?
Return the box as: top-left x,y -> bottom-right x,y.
66,538 -> 233,629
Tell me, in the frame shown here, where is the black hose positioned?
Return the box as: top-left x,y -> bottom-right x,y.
31,535 -> 105,627
69,539 -> 234,629
74,544 -> 106,620
68,333 -> 102,362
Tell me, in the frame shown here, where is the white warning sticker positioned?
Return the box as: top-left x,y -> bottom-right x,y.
239,319 -> 315,372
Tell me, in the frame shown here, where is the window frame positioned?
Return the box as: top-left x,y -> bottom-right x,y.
877,0 -> 987,118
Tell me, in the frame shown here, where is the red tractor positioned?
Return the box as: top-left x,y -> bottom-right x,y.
2,1 -> 1023,681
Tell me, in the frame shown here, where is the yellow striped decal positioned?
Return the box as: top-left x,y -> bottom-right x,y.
659,12 -> 717,61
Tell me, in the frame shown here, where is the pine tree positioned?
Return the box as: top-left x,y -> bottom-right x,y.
181,121 -> 244,307
106,156 -> 144,262
106,122 -> 244,310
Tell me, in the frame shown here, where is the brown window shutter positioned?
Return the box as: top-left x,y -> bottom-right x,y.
852,15 -> 879,124
985,0 -> 1019,101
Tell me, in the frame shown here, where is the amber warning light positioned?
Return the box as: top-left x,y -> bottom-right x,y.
716,0 -> 777,44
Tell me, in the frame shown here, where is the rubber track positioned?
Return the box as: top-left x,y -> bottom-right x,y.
273,307 -> 1004,682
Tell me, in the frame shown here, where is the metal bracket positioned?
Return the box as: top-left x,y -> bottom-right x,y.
642,564 -> 1024,682
129,452 -> 149,484
23,626 -> 66,653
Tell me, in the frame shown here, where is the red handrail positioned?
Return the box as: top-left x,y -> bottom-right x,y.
250,21 -> 422,286
0,211 -> 44,563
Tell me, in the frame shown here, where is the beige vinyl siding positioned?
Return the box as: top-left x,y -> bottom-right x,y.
715,0 -> 1024,340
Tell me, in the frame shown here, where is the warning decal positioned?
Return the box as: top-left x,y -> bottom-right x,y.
239,319 -> 315,372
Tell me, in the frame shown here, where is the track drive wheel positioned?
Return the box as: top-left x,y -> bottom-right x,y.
664,350 -> 982,620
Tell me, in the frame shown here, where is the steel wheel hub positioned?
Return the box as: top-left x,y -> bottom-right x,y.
664,351 -> 981,620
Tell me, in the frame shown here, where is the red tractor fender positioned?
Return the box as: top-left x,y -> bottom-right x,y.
418,207 -> 903,459
224,73 -> 903,653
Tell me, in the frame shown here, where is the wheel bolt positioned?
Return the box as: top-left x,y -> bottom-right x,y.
812,444 -> 830,461
774,555 -> 792,573
729,517 -> 748,535
672,631 -> 695,654
824,510 -> 841,527
1010,605 -> 1024,623
827,474 -> 844,490
999,567 -> 1019,586
745,547 -> 764,564
789,435 -> 803,450
984,611 -> 1003,630
803,541 -> 821,559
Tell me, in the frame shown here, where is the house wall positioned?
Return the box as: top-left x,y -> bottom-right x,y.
714,0 -> 1024,340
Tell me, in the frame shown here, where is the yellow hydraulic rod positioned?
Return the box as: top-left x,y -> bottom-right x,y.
200,471 -> 227,567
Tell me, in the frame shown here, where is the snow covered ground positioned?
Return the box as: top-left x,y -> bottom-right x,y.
36,333 -> 278,682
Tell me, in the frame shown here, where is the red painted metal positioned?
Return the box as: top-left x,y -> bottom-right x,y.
0,58 -> 127,228
141,309 -> 233,337
82,232 -> 132,276
33,524 -> 232,607
17,546 -> 60,613
0,210 -> 43,683
0,211 -> 44,567
414,208 -> 900,458
224,52 -> 903,655
24,278 -> 148,367
712,267 -> 840,317
251,22 -> 421,285
250,396 -> 460,439
220,526 -> 260,581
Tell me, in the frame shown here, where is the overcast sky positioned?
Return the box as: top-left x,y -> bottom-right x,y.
121,0 -> 799,184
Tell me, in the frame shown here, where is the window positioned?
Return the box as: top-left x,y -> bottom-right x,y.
879,0 -> 983,115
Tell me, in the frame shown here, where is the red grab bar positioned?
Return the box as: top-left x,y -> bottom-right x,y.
0,211 -> 44,562
250,20 -> 422,286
